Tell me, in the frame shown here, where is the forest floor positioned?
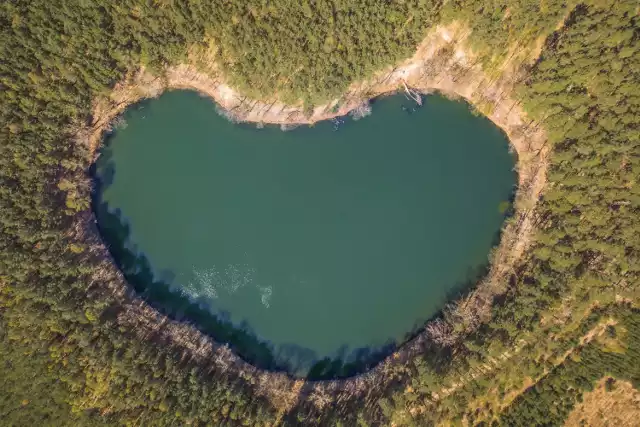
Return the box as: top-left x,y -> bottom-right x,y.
81,22 -> 550,415
564,377 -> 640,427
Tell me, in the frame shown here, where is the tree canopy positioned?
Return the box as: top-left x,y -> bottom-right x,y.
0,0 -> 638,425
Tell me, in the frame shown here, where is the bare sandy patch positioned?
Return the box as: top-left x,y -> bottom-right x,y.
565,377 -> 640,427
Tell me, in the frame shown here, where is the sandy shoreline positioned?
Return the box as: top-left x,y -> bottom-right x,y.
77,23 -> 549,414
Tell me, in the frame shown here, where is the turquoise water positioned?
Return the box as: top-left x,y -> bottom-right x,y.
94,90 -> 516,378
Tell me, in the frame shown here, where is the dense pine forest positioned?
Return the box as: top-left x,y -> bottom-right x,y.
1,0 -> 638,426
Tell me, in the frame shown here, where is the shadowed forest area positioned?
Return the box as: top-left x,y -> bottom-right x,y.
1,0 -> 638,425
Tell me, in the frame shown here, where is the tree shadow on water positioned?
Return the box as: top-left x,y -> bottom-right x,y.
90,138 -> 513,379
91,157 -> 409,378
91,196 -> 414,379
91,181 -> 279,366
306,340 -> 398,380
91,192 -> 505,379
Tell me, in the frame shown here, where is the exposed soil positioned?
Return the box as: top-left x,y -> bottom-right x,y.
565,377 -> 640,427
77,23 -> 549,415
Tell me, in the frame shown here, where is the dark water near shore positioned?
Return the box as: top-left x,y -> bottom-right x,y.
94,90 -> 516,378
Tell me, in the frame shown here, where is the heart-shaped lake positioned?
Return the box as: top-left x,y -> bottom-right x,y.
94,90 -> 516,378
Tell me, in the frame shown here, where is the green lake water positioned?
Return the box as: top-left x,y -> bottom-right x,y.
94,90 -> 516,378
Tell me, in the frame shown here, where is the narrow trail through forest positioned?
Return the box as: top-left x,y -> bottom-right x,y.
408,301 -> 627,423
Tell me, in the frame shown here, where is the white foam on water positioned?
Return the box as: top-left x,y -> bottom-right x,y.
186,262 -> 264,303
175,260 -> 276,310
258,285 -> 272,309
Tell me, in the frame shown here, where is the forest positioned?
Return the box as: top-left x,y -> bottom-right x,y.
0,0 -> 638,426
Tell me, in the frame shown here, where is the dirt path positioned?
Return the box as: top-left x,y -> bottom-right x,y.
496,319 -> 617,412
405,298 -> 624,422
